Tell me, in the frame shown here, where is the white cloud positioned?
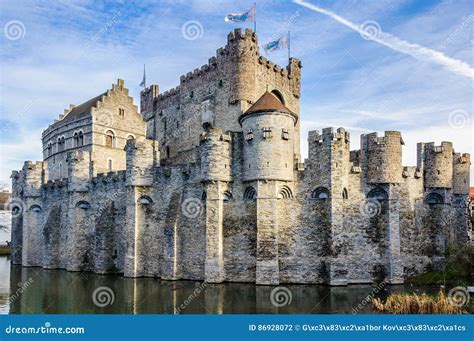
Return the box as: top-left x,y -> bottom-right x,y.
293,0 -> 474,78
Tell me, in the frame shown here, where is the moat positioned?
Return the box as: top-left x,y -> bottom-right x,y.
0,256 -> 443,314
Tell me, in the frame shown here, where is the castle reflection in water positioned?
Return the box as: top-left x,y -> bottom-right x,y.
3,260 -> 440,314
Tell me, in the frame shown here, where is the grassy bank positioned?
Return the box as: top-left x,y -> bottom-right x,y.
0,244 -> 10,255
406,245 -> 473,286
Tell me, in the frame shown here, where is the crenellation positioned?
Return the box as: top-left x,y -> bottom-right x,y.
10,29 -> 470,286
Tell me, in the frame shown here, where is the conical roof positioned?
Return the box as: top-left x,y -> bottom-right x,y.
239,91 -> 297,125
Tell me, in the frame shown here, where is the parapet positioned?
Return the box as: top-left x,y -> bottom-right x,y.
200,129 -> 232,182
126,138 -> 159,186
453,152 -> 470,194
22,161 -> 44,197
422,142 -> 453,188
362,131 -> 403,184
67,151 -> 92,192
309,127 -> 350,145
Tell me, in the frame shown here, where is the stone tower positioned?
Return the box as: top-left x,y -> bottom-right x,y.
239,91 -> 298,285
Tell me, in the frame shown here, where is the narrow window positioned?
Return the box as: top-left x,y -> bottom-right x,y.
245,130 -> 254,141
262,127 -> 272,139
78,131 -> 84,146
105,130 -> 115,148
108,159 -> 113,172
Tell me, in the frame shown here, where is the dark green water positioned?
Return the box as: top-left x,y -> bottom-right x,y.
0,256 -> 441,314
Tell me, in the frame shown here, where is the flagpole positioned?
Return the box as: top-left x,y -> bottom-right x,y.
254,3 -> 256,33
288,31 -> 291,63
143,64 -> 146,89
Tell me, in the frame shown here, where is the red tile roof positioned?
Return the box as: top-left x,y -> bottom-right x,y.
239,91 -> 297,125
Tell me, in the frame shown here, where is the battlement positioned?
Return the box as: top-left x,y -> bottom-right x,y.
226,27 -> 256,43
424,141 -> 453,153
200,128 -> 232,182
126,138 -> 158,186
309,127 -> 350,145
453,152 -> 470,194
361,131 -> 403,184
92,170 -> 127,185
23,160 -> 43,169
419,141 -> 453,188
141,28 -> 301,119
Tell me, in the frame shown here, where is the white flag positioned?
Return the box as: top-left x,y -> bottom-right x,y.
224,6 -> 255,23
263,33 -> 289,54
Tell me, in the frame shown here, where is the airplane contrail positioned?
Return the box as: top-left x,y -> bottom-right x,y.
293,0 -> 474,79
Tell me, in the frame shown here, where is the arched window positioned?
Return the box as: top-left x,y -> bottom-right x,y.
243,186 -> 257,200
76,201 -> 91,209
73,132 -> 78,147
425,192 -> 443,205
166,146 -> 170,158
201,191 -> 207,201
223,191 -> 233,201
78,131 -> 84,146
311,187 -> 330,199
126,134 -> 135,141
105,130 -> 115,148
108,159 -> 113,172
138,195 -> 153,205
57,136 -> 65,152
29,204 -> 42,212
271,89 -> 285,104
367,188 -> 388,200
342,188 -> 348,199
278,186 -> 293,199
46,143 -> 52,157
58,162 -> 63,178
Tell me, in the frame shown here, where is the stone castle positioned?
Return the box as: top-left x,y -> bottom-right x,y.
10,29 -> 471,285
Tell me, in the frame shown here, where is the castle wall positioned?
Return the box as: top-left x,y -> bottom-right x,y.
141,28 -> 302,164
42,80 -> 146,180
10,29 -> 471,286
241,112 -> 296,182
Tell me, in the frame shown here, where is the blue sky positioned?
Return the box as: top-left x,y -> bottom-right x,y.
0,0 -> 472,189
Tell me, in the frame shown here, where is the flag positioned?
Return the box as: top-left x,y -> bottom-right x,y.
140,64 -> 146,88
224,6 -> 255,23
262,33 -> 289,54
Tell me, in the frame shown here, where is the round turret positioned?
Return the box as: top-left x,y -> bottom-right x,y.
239,91 -> 297,182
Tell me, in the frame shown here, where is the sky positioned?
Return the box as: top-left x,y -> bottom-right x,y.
0,0 -> 472,190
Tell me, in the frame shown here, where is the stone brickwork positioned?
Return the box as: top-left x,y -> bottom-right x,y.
10,29 -> 471,286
